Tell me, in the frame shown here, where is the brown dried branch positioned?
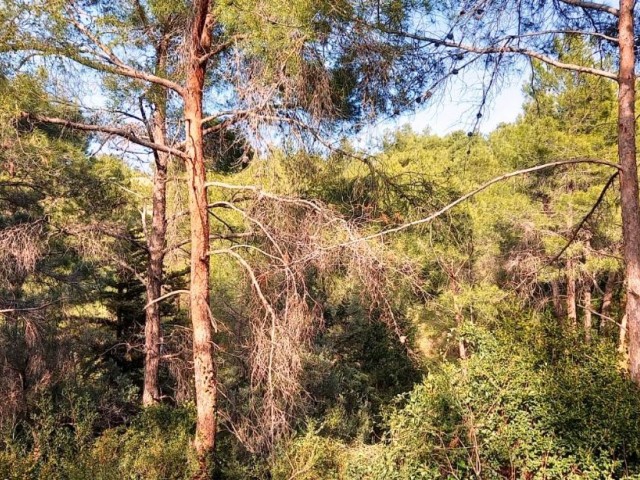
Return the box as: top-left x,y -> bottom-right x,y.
0,221 -> 45,286
209,187 -> 420,453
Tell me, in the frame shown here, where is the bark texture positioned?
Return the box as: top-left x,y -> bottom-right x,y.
566,259 -> 577,328
551,279 -> 564,318
582,281 -> 592,343
185,0 -> 218,460
601,271 -> 617,319
620,313 -> 629,354
143,40 -> 170,407
142,115 -> 168,406
617,0 -> 640,382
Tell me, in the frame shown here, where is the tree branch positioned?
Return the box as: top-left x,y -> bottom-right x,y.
0,300 -> 59,315
166,232 -> 254,253
549,172 -> 619,263
557,0 -> 619,16
379,29 -> 618,80
198,35 -> 247,64
144,289 -> 190,310
5,36 -> 186,97
204,181 -> 323,212
23,113 -> 188,160
210,248 -> 278,322
327,159 -> 621,249
64,4 -> 186,96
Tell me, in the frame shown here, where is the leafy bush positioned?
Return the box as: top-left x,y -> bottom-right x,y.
271,425 -> 349,480
0,404 -> 198,480
349,324 -> 640,479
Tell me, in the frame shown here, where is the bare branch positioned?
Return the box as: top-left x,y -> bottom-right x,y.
23,113 -> 189,159
513,29 -> 618,43
379,29 -> 618,80
557,0 -> 620,16
213,248 -> 278,321
205,181 -> 322,212
326,159 -> 621,249
64,3 -> 186,96
166,232 -> 254,253
144,289 -> 190,310
0,301 -> 58,315
198,35 -> 247,64
549,172 -> 619,263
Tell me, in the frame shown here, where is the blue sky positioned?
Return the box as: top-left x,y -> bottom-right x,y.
352,76 -> 526,151
410,83 -> 524,136
76,55 -> 527,161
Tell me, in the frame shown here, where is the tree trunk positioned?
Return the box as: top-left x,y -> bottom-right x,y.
551,279 -> 564,318
456,310 -> 467,360
582,281 -> 592,343
619,313 -> 629,354
142,150 -> 167,406
617,0 -> 640,382
601,271 -> 617,319
566,259 -> 577,328
143,40 -> 170,407
185,0 -> 217,461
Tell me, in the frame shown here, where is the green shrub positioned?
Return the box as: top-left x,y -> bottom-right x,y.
0,404 -> 198,479
352,325 -> 640,479
91,404 -> 199,480
271,425 -> 348,480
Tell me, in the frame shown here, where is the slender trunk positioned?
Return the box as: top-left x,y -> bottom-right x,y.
142,158 -> 167,405
582,281 -> 592,343
618,0 -> 640,382
566,258 -> 577,328
185,1 -> 217,461
551,279 -> 564,318
601,271 -> 617,319
142,119 -> 168,406
143,40 -> 169,407
619,313 -> 629,354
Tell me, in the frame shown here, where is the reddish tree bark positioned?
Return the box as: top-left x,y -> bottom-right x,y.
617,0 -> 640,381
184,0 -> 218,460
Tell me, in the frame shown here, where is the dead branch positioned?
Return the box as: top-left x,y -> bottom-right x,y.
22,113 -> 188,159
557,0 -> 619,16
549,172 -> 618,263
144,289 -> 190,310
208,187 -> 420,453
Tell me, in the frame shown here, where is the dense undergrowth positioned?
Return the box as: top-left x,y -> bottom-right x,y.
2,319 -> 639,479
